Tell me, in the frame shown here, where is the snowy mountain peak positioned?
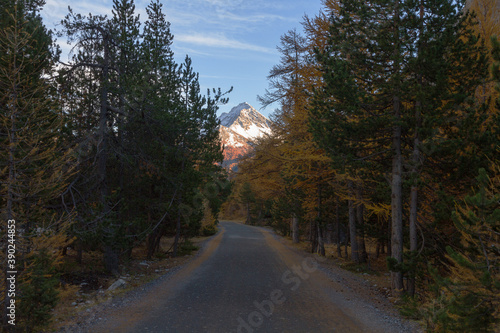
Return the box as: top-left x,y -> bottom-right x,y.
220,102 -> 253,126
219,102 -> 271,139
218,103 -> 272,171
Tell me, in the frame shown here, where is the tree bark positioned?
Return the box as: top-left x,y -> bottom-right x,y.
146,212 -> 160,259
173,212 -> 181,257
104,245 -> 120,276
173,145 -> 186,257
408,0 -> 424,298
391,99 -> 404,294
408,98 -> 420,296
390,0 -> 405,297
246,202 -> 251,225
336,196 -> 342,257
317,224 -> 325,256
310,219 -> 318,253
292,214 -> 299,243
98,33 -> 110,211
356,186 -> 368,263
348,181 -> 359,263
317,184 -> 325,255
98,31 -> 121,274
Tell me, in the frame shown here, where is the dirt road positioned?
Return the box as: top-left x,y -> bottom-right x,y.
87,221 -> 419,333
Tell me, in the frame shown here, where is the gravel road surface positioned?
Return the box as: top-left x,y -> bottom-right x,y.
84,221 -> 420,333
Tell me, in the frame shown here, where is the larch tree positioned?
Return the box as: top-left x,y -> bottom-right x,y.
423,167 -> 499,331
310,0 -> 489,295
258,27 -> 335,254
0,0 -> 74,330
466,0 -> 500,109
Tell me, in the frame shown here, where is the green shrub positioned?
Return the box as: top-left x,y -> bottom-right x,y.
201,224 -> 217,236
178,240 -> 199,256
19,248 -> 60,332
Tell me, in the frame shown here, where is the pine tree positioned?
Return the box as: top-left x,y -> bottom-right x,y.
309,0 -> 489,295
239,182 -> 256,225
168,55 -> 229,255
59,0 -> 144,272
423,168 -> 499,331
310,0 -> 411,293
18,249 -> 60,332
0,1 -> 74,330
132,0 -> 180,259
58,1 -> 231,266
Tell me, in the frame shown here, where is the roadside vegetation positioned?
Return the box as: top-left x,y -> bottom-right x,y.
1,0 -> 228,331
1,0 -> 499,331
222,0 -> 500,331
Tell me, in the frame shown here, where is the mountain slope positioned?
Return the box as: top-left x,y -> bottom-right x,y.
219,102 -> 272,170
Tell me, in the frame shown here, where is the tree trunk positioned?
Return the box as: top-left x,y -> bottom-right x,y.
317,224 -> 325,256
246,202 -> 251,225
390,0 -> 405,297
391,106 -> 404,294
173,209 -> 182,257
408,99 -> 421,296
104,245 -> 120,276
408,0 -> 424,298
310,219 -> 318,253
147,220 -> 160,259
348,181 -> 359,263
98,36 -> 110,211
99,35 -> 120,275
356,187 -> 368,263
344,229 -> 349,259
336,196 -> 342,257
408,184 -> 418,296
292,214 -> 299,243
317,184 -> 325,255
387,221 -> 392,257
173,145 -> 187,257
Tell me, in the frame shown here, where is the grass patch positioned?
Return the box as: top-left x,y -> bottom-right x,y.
340,262 -> 377,275
177,239 -> 199,256
201,224 -> 217,236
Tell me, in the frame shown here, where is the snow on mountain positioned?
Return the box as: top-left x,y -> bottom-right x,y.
219,125 -> 248,148
218,102 -> 272,171
219,102 -> 272,138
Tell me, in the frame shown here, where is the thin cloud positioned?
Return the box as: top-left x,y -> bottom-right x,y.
203,0 -> 243,7
43,0 -> 113,26
200,0 -> 287,11
174,46 -> 214,58
164,0 -> 292,28
176,33 -> 275,54
215,11 -> 292,24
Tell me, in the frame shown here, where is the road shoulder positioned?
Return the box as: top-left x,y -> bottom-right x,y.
55,227 -> 225,332
255,225 -> 423,333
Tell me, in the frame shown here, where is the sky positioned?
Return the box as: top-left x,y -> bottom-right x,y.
40,0 -> 323,118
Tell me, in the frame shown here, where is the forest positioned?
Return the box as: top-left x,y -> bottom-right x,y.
0,0 -> 499,331
223,0 -> 500,331
1,0 -> 232,330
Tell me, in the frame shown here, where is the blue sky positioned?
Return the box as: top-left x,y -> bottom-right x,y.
41,0 -> 322,118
